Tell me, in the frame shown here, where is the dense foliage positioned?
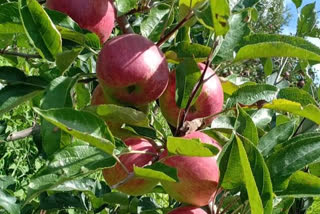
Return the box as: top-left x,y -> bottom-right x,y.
1,0 -> 320,213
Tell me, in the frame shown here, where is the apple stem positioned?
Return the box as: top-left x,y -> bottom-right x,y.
175,40 -> 220,136
156,10 -> 194,47
111,172 -> 135,189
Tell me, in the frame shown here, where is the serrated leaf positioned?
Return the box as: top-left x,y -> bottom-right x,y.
267,133 -> 320,180
19,0 -> 62,61
0,190 -> 20,214
167,136 -> 219,157
25,144 -> 116,204
258,121 -> 295,157
95,104 -> 149,127
175,58 -> 202,108
34,107 -> 115,154
134,162 -> 178,183
263,99 -> 320,125
278,87 -> 316,106
235,34 -> 320,62
226,84 -> 278,108
0,85 -> 43,116
211,0 -> 230,36
56,48 -> 83,73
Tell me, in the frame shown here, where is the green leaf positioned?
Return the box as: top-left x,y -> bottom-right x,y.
297,3 -> 317,37
211,0 -> 230,36
236,106 -> 259,145
167,136 -> 219,157
0,85 -> 43,116
19,0 -> 62,61
196,3 -> 214,30
213,11 -> 250,63
263,99 -> 320,125
75,83 -> 90,110
175,58 -> 202,108
235,34 -> 320,62
33,107 -> 115,155
115,0 -> 138,15
0,3 -> 24,34
291,0 -> 302,8
272,198 -> 294,214
0,66 -> 26,83
278,87 -> 316,106
134,162 -> 178,183
267,133 -> 320,180
0,190 -> 20,214
262,58 -> 273,76
226,84 -> 278,108
45,8 -> 82,32
235,136 -> 264,214
41,76 -> 79,156
95,104 -> 149,127
258,121 -> 295,157
231,0 -> 259,12
56,48 -> 83,73
277,171 -> 320,197
25,144 -> 116,204
141,4 -> 172,42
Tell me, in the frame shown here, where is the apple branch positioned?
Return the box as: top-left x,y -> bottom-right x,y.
156,10 -> 194,47
116,15 -> 134,34
0,49 -> 41,59
5,124 -> 40,142
175,40 -> 220,136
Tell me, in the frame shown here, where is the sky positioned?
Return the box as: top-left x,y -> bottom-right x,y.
282,0 -> 320,86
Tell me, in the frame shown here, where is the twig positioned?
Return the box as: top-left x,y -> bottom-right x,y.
78,77 -> 97,84
116,15 -> 134,34
6,124 -> 40,142
111,172 -> 135,189
274,57 -> 288,85
156,10 -> 194,47
159,0 -> 176,40
0,50 -> 41,59
175,40 -> 219,136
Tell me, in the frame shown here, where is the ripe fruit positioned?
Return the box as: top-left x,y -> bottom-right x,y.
159,63 -> 224,127
297,79 -> 305,88
97,34 -> 169,106
168,206 -> 208,214
160,131 -> 221,206
103,137 -> 159,195
46,0 -> 116,43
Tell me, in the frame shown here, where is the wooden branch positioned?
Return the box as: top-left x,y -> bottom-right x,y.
0,50 -> 41,59
116,15 -> 134,34
6,124 -> 40,142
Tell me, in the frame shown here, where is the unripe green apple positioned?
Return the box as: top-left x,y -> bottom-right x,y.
97,34 -> 169,106
168,206 -> 208,214
103,137 -> 159,195
46,0 -> 116,43
159,63 -> 224,127
160,131 -> 221,206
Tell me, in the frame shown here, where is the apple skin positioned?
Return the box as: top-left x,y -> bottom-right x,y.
103,137 -> 159,195
97,34 -> 169,106
160,131 -> 221,206
46,0 -> 115,43
159,63 -> 224,127
168,206 -> 208,214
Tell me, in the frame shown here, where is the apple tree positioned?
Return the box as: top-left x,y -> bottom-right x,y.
0,0 -> 320,213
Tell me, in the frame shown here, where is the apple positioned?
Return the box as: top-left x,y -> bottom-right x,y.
159,63 -> 224,127
160,131 -> 221,206
46,0 -> 116,43
103,137 -> 159,195
168,206 -> 208,214
97,34 -> 169,106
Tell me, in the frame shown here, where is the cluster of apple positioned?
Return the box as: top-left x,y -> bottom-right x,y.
46,0 -> 224,213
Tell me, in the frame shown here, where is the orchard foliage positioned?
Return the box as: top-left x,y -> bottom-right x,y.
0,0 -> 320,214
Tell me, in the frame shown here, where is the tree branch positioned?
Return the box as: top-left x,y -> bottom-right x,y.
156,10 -> 194,47
116,15 -> 134,34
6,124 -> 40,142
0,50 -> 41,59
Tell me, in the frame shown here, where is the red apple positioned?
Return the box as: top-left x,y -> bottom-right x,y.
160,131 -> 221,206
168,206 -> 208,214
97,34 -> 169,106
46,0 -> 116,43
103,137 -> 159,195
159,63 -> 224,127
